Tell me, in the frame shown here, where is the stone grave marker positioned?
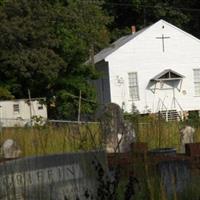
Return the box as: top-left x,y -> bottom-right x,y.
119,121 -> 136,152
0,150 -> 106,200
100,103 -> 136,153
2,139 -> 22,159
157,160 -> 190,198
180,125 -> 195,153
100,103 -> 124,153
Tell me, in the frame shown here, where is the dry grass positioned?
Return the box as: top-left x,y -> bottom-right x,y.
0,123 -> 102,157
0,119 -> 199,199
138,118 -> 200,151
0,117 -> 200,156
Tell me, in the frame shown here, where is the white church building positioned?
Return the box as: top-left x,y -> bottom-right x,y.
93,19 -> 200,120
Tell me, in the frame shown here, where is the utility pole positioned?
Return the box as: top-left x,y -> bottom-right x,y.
28,89 -> 32,127
77,90 -> 82,123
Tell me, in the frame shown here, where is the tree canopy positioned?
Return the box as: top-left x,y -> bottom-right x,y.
0,0 -> 111,119
104,0 -> 200,40
0,0 -> 200,119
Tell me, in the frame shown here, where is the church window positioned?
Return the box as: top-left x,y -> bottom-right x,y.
128,72 -> 139,100
193,69 -> 200,96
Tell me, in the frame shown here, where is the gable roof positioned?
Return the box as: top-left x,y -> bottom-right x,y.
94,19 -> 200,64
94,26 -> 149,64
150,69 -> 185,81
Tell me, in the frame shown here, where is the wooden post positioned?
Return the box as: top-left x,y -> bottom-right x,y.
28,89 -> 32,127
0,106 -> 2,133
78,90 -> 82,123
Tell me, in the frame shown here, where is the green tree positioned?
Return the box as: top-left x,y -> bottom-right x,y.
50,0 -> 111,119
103,0 -> 196,40
0,86 -> 14,100
0,0 -> 111,120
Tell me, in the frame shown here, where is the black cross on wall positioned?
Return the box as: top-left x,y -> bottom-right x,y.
156,34 -> 170,52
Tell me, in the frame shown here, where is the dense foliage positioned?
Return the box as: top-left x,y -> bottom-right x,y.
0,0 -> 200,119
104,0 -> 200,40
0,0 -> 111,119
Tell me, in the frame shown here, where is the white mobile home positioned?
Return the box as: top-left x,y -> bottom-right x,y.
94,19 -> 200,120
0,98 -> 47,127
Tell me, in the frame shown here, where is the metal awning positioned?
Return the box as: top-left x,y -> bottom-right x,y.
150,69 -> 185,82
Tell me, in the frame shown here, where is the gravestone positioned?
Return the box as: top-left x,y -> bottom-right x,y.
180,125 -> 195,153
101,103 -> 136,153
2,139 -> 22,159
119,121 -> 136,152
0,151 -> 106,200
100,103 -> 124,153
157,160 -> 190,199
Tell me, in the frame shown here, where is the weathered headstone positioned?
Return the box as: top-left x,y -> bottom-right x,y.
100,103 -> 124,153
119,121 -> 136,152
157,160 -> 190,198
2,139 -> 22,159
0,151 -> 106,200
180,125 -> 195,153
100,103 -> 136,153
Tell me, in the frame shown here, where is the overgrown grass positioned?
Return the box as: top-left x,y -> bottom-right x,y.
137,116 -> 200,151
113,156 -> 200,200
0,119 -> 200,199
1,117 -> 200,156
0,123 -> 102,157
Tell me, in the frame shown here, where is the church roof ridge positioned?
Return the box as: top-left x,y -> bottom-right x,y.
93,19 -> 200,64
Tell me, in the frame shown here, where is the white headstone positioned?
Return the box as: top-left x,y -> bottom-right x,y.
180,126 -> 195,153
2,139 -> 21,159
119,121 -> 136,153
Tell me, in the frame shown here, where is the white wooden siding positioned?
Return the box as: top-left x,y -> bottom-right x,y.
104,20 -> 200,113
0,99 -> 47,127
